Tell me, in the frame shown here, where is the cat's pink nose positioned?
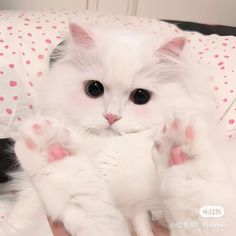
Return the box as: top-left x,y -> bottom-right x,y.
104,113 -> 121,125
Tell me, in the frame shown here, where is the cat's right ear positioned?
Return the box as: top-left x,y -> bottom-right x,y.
157,37 -> 186,58
69,23 -> 94,48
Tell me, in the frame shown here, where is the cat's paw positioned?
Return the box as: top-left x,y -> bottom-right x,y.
21,117 -> 78,162
152,117 -> 195,170
152,114 -> 219,176
153,117 -> 195,169
15,115 -> 79,175
152,114 -> 227,197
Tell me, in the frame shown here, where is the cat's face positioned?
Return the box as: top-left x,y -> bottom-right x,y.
42,23 -> 186,135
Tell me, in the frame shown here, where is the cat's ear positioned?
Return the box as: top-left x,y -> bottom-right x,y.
69,23 -> 94,48
157,37 -> 186,57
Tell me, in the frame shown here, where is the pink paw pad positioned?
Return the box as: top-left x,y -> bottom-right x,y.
170,145 -> 189,166
48,144 -> 71,162
162,125 -> 167,133
172,118 -> 180,130
185,126 -> 194,140
32,123 -> 43,133
25,138 -> 37,150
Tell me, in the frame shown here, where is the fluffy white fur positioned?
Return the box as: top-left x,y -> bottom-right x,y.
0,23 -> 236,236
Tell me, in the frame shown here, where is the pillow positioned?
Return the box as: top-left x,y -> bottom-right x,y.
0,10 -> 235,139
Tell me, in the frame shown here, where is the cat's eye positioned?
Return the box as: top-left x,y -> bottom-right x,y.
85,80 -> 104,98
130,89 -> 151,105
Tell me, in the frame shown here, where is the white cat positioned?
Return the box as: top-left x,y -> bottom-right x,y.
1,23 -> 236,236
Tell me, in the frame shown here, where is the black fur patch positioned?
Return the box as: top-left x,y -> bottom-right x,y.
0,139 -> 19,183
49,40 -> 66,66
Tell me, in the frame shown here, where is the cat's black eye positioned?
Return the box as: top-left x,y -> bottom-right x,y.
130,89 -> 151,105
85,80 -> 104,98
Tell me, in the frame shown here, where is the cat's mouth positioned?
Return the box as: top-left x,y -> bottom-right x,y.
106,126 -> 143,135
77,123 -> 144,137
83,126 -> 121,136
105,126 -> 122,135
92,126 -> 140,136
120,129 -> 139,134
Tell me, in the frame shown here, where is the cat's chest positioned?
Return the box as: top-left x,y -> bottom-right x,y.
83,131 -> 154,176
82,131 -> 159,206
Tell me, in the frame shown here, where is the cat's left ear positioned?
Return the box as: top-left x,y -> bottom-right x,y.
69,23 -> 94,48
157,37 -> 186,57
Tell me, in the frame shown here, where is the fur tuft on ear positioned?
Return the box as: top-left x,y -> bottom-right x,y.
69,23 -> 94,48
157,37 -> 186,57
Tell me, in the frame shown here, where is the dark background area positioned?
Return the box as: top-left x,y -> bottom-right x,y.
165,20 -> 236,36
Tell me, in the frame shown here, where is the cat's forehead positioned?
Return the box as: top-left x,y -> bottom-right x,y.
101,53 -> 144,89
98,38 -> 154,89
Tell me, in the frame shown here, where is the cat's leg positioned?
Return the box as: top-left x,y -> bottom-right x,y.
132,211 -> 154,236
152,116 -> 236,236
15,115 -> 130,236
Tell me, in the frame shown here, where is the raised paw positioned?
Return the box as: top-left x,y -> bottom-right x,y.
152,115 -> 213,174
15,115 -> 80,175
169,118 -> 195,166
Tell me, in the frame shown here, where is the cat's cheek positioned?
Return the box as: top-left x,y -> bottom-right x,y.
132,104 -> 152,117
